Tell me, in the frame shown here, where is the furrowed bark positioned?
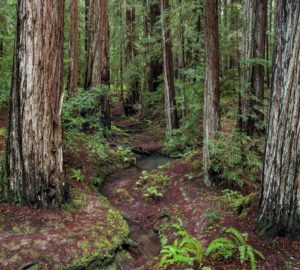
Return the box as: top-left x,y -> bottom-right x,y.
203,0 -> 221,187
5,0 -> 66,209
238,0 -> 267,135
67,0 -> 79,95
85,0 -> 111,128
257,0 -> 300,239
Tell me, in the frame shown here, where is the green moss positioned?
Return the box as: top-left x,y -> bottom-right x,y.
64,199 -> 129,270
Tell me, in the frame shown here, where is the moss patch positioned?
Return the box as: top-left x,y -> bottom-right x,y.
0,192 -> 129,269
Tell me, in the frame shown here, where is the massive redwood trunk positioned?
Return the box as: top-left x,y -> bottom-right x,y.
203,0 -> 221,187
67,0 -> 79,95
161,0 -> 179,131
85,0 -> 111,128
256,0 -> 300,239
5,0 -> 65,209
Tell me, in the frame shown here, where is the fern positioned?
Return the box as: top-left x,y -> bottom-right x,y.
205,227 -> 265,270
225,227 -> 247,245
159,225 -> 204,269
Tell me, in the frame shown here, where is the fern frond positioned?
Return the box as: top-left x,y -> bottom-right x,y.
226,228 -> 246,245
246,246 -> 256,270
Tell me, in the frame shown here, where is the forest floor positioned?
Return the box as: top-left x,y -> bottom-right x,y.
0,108 -> 130,270
103,104 -> 300,270
0,105 -> 300,270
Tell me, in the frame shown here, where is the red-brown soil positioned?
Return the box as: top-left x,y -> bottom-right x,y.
102,113 -> 300,270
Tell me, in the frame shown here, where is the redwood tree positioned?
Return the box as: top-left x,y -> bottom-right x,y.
67,0 -> 79,95
257,0 -> 300,238
238,0 -> 267,134
161,0 -> 179,131
203,0 -> 221,187
5,0 -> 66,209
85,0 -> 111,128
148,0 -> 163,93
125,0 -> 140,105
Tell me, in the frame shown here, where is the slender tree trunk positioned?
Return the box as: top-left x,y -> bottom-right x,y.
85,0 -> 90,52
203,0 -> 221,187
161,0 -> 179,131
85,0 -> 111,128
238,0 -> 267,135
256,0 -> 300,239
125,1 -> 140,105
5,0 -> 66,209
246,0 -> 267,134
67,0 -> 79,95
148,0 -> 163,93
119,0 -> 124,103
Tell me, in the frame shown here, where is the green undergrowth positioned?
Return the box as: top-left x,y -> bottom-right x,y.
157,220 -> 264,270
134,170 -> 169,199
207,130 -> 262,187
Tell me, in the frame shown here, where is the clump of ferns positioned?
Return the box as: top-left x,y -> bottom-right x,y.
205,227 -> 265,270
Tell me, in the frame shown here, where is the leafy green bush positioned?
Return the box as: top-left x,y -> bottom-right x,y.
135,171 -> 169,199
62,87 -> 108,132
205,228 -> 265,270
207,130 -> 262,186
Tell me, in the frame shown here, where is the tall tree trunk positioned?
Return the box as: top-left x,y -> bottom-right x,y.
67,0 -> 79,95
238,0 -> 267,135
203,0 -> 221,187
161,0 -> 179,131
5,0 -> 66,209
246,0 -> 267,134
256,0 -> 300,239
85,0 -> 90,52
148,0 -> 163,93
85,0 -> 111,128
125,1 -> 140,105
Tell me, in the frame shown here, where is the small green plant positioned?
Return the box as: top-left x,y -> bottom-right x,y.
221,189 -> 245,209
135,171 -> 169,199
159,223 -> 204,269
204,209 -> 221,222
205,228 -> 265,270
113,146 -> 136,165
69,168 -> 84,182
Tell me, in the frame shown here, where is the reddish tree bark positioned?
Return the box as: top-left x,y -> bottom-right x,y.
125,1 -> 140,105
148,0 -> 163,93
85,0 -> 111,128
5,0 -> 66,209
161,0 -> 179,131
257,0 -> 300,239
67,0 -> 79,95
203,0 -> 221,187
238,0 -> 267,135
